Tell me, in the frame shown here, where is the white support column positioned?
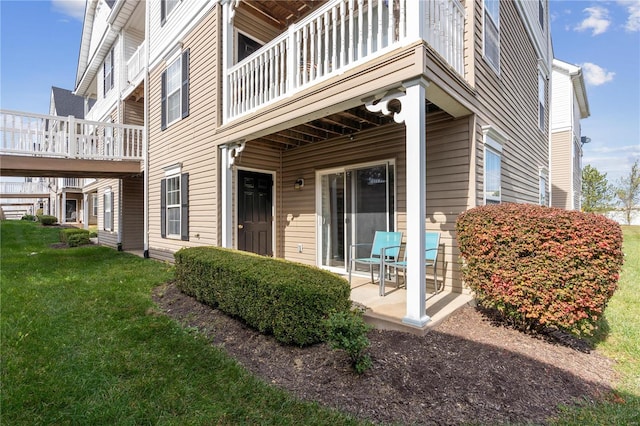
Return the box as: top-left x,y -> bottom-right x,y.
61,192 -> 67,224
365,77 -> 430,327
222,0 -> 236,123
405,0 -> 425,41
402,80 -> 429,327
220,141 -> 245,248
83,193 -> 89,229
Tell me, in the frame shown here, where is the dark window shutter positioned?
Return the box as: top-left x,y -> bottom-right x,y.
160,178 -> 166,238
161,0 -> 166,26
181,49 -> 190,119
103,62 -> 107,97
110,49 -> 114,89
109,191 -> 114,230
103,193 -> 107,230
161,70 -> 167,130
181,173 -> 189,241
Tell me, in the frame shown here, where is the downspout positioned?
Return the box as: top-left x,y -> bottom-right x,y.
117,30 -> 123,250
143,0 -> 150,258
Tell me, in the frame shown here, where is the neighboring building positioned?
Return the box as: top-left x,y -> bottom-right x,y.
550,59 -> 590,210
3,0 -> 555,328
74,0 -> 146,248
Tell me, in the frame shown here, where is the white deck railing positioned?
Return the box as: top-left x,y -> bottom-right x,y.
225,0 -> 465,121
127,43 -> 146,85
0,110 -> 144,161
61,178 -> 85,189
0,181 -> 49,195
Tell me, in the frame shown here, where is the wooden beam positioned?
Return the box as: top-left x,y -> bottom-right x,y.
0,155 -> 142,178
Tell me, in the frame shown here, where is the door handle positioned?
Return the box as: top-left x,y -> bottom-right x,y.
238,224 -> 244,229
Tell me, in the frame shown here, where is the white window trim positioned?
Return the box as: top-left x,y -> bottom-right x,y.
164,164 -> 182,239
538,68 -> 547,132
482,126 -> 507,205
104,189 -> 113,231
92,194 -> 98,217
163,0 -> 180,21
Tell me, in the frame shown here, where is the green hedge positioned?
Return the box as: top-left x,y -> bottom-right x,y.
37,215 -> 58,226
60,228 -> 90,243
68,233 -> 91,247
174,247 -> 351,346
21,214 -> 36,221
456,204 -> 624,336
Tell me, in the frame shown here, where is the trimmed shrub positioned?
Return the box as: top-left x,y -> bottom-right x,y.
456,203 -> 623,336
324,309 -> 373,374
60,228 -> 90,243
38,215 -> 58,226
21,214 -> 36,221
174,247 -> 351,346
67,233 -> 91,247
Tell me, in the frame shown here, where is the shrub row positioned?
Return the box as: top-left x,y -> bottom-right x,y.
174,247 -> 351,346
21,214 -> 36,221
37,215 -> 58,226
456,203 -> 623,336
60,228 -> 91,247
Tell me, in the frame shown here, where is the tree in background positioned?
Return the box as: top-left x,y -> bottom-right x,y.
582,165 -> 613,213
615,159 -> 640,225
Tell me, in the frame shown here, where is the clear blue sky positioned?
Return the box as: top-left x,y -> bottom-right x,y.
1,0 -> 639,183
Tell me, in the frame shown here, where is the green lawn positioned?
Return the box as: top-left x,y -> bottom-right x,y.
0,221 -> 362,425
1,220 -> 638,425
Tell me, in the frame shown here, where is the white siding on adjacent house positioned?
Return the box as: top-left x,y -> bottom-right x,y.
88,0 -> 112,60
551,69 -> 572,131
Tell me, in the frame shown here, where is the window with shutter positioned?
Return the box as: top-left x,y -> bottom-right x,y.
161,49 -> 189,130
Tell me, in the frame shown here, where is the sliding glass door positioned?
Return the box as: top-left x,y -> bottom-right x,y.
318,162 -> 395,273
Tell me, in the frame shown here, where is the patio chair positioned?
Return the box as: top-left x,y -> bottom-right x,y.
348,231 -> 403,287
380,231 -> 441,296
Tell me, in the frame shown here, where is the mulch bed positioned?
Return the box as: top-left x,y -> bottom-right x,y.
152,282 -> 617,425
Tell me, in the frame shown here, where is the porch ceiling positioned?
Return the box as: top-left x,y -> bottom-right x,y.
251,102 -> 446,149
237,0 -> 327,30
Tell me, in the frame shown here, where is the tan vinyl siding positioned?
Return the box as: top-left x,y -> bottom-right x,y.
550,131 -> 572,209
122,176 -> 144,250
148,7 -> 219,257
233,7 -> 280,46
474,0 -> 548,205
123,99 -> 144,126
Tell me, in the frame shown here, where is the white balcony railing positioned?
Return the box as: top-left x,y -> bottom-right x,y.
61,178 -> 85,189
0,110 -> 144,161
225,0 -> 465,121
126,43 -> 146,85
0,181 -> 49,195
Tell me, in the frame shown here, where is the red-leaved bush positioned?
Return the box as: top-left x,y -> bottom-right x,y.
456,204 -> 623,336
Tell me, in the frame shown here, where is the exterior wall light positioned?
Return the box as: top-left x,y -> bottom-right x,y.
294,178 -> 305,190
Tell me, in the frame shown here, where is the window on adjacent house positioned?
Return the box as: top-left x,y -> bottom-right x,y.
484,134 -> 503,204
161,172 -> 189,240
538,70 -> 546,131
161,0 -> 179,25
92,194 -> 98,216
539,167 -> 549,206
539,0 -> 545,30
483,0 -> 500,73
161,50 -> 190,130
103,48 -> 114,96
104,190 -> 113,231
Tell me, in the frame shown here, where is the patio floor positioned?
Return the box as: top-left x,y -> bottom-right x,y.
345,274 -> 474,335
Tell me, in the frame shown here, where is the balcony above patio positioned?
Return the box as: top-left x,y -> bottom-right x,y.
223,0 -> 467,123
0,110 -> 144,178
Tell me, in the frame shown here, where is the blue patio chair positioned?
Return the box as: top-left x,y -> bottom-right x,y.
348,231 -> 403,287
380,231 -> 441,296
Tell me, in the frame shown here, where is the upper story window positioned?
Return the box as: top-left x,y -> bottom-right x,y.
538,0 -> 545,30
483,127 -> 505,204
103,48 -> 114,96
237,32 -> 263,63
483,0 -> 500,73
161,50 -> 190,130
161,0 -> 179,25
538,69 -> 546,131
